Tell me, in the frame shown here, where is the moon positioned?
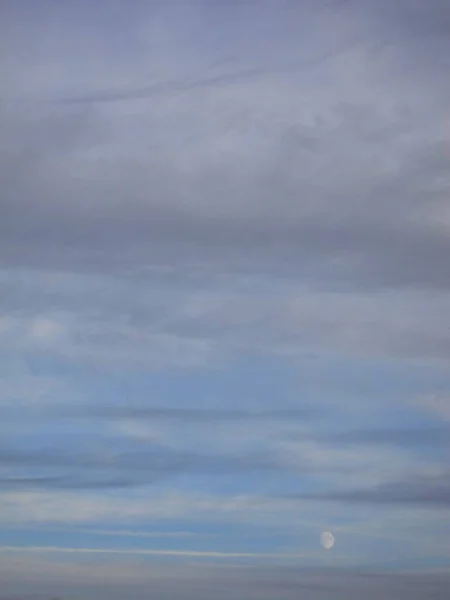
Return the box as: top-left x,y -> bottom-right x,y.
320,531 -> 335,550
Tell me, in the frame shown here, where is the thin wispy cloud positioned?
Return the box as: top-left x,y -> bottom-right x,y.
0,545 -> 312,560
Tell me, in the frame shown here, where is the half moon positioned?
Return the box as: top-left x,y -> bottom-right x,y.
320,531 -> 335,550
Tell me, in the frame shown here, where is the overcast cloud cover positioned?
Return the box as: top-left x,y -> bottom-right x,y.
1,0 -> 450,598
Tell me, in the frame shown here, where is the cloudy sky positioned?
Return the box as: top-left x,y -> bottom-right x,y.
1,0 -> 450,598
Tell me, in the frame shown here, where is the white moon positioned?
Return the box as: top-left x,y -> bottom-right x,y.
320,531 -> 335,550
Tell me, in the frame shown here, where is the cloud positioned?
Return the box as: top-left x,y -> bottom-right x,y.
0,489 -> 292,525
0,551 -> 449,600
0,444 -> 287,491
1,425 -> 374,492
0,545 -> 308,560
2,278 -> 450,369
297,469 -> 450,508
318,427 -> 450,448
1,0 -> 450,581
38,526 -> 211,539
1,0 -> 450,296
71,406 -> 318,422
3,0 -> 450,371
414,394 -> 450,421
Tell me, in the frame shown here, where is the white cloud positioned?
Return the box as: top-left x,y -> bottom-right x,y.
0,489 -> 275,525
30,317 -> 65,343
415,393 -> 450,421
272,435 -> 436,490
0,545 -> 309,560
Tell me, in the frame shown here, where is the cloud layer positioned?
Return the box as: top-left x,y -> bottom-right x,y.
1,0 -> 450,594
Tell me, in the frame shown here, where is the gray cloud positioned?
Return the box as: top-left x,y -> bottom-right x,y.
0,475 -> 144,491
1,4 -> 450,589
1,0 -> 450,373
296,470 -> 450,508
67,406 -> 318,422
1,0 -> 450,294
0,560 -> 449,600
2,116 -> 450,292
2,5 -> 450,580
2,267 -> 450,368
319,427 -> 450,448
0,442 -> 311,491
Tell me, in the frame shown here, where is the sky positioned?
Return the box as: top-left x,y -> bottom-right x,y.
1,0 -> 450,598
